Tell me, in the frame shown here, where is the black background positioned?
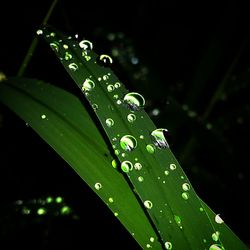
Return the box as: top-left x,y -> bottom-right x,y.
1,1 -> 250,249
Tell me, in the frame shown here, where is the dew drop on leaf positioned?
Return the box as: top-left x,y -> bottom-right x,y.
79,40 -> 93,50
151,128 -> 169,149
120,135 -> 137,152
182,183 -> 190,191
144,200 -> 153,209
97,54 -> 113,66
123,92 -> 145,111
105,118 -> 114,127
146,144 -> 155,154
215,214 -> 224,224
50,42 -> 59,52
149,237 -> 155,242
121,161 -> 133,173
92,104 -> 98,111
94,183 -> 102,190
181,192 -> 189,200
170,164 -> 176,170
209,244 -> 225,250
68,63 -> 78,71
108,197 -> 114,203
164,241 -> 172,249
82,78 -> 95,92
114,82 -> 121,88
63,44 -> 68,49
212,231 -> 220,241
134,162 -> 142,170
36,29 -> 43,35
41,114 -> 46,119
138,176 -> 144,182
127,114 -> 136,123
107,85 -> 115,92
64,51 -> 72,61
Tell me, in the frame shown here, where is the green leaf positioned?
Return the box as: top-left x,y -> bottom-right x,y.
0,77 -> 162,249
37,26 -> 248,250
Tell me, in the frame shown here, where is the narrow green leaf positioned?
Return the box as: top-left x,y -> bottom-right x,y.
38,26 -> 248,250
0,77 -> 162,249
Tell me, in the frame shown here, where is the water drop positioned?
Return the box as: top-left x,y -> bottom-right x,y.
121,153 -> 126,157
63,44 -> 69,49
127,114 -> 136,123
134,162 -> 142,170
209,244 -> 225,250
111,159 -> 117,168
113,94 -> 119,99
108,197 -> 114,203
151,128 -> 169,149
41,114 -> 46,119
149,237 -> 155,243
105,118 -> 114,127
174,215 -> 182,227
103,75 -> 109,81
199,207 -> 204,212
79,40 -> 93,50
50,32 -> 55,37
98,54 -> 113,66
164,242 -> 172,249
212,231 -> 220,241
107,85 -> 115,92
138,176 -> 144,182
121,161 -> 133,173
37,207 -> 46,215
114,82 -> 121,88
152,108 -> 160,116
120,135 -> 137,152
146,244 -> 151,248
68,63 -> 78,71
164,170 -> 169,176
123,92 -> 145,111
144,200 -> 153,209
139,135 -> 144,139
82,78 -> 95,92
50,41 -> 59,52
170,164 -> 176,170
182,183 -> 190,191
146,144 -> 155,154
94,183 -> 102,190
92,104 -> 98,111
181,192 -> 189,200
64,51 -> 72,61
114,149 -> 120,155
36,29 -> 43,35
215,214 -> 224,224
117,100 -> 122,105
114,212 -> 119,217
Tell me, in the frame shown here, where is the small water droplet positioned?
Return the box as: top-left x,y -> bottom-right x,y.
64,51 -> 72,60
174,215 -> 182,228
117,100 -> 122,105
111,159 -> 117,168
138,176 -> 144,182
139,135 -> 144,139
114,82 -> 121,88
36,29 -> 43,35
120,135 -> 137,152
68,63 -> 78,71
123,92 -> 145,111
182,183 -> 190,191
114,149 -> 120,155
107,85 -> 115,92
215,214 -> 224,224
50,32 -> 55,37
121,153 -> 126,157
181,192 -> 189,200
199,207 -> 204,212
146,244 -> 151,248
212,231 -> 220,241
209,244 -> 225,250
149,237 -> 155,243
146,144 -> 155,154
152,108 -> 160,116
108,197 -> 114,203
127,114 -> 136,123
92,104 -> 98,111
79,40 -> 93,50
114,212 -> 119,217
50,41 -> 60,52
151,128 -> 169,149
63,44 -> 69,49
134,162 -> 142,170
164,242 -> 172,249
41,114 -> 46,119
103,75 -> 109,81
82,78 -> 95,92
164,170 -> 169,176
144,200 -> 153,209
113,94 -> 119,99
121,161 -> 133,173
97,54 -> 113,66
170,164 -> 176,170
94,183 -> 102,190
105,118 -> 114,127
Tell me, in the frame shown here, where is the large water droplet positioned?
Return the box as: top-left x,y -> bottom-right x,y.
114,82 -> 121,88
215,214 -> 224,224
123,92 -> 145,111
98,54 -> 113,66
79,40 -> 93,50
120,135 -> 137,152
170,163 -> 176,170
82,78 -> 95,92
146,144 -> 155,154
212,231 -> 220,241
41,114 -> 46,119
149,237 -> 155,243
127,114 -> 136,123
50,42 -> 59,52
134,162 -> 142,170
106,118 -> 114,127
151,128 -> 169,149
94,183 -> 102,190
209,244 -> 225,250
36,29 -> 43,35
68,63 -> 78,71
144,200 -> 153,209
182,183 -> 190,191
107,85 -> 115,92
121,161 -> 133,173
164,242 -> 172,249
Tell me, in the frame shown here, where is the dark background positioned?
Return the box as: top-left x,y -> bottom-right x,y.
0,1 -> 249,249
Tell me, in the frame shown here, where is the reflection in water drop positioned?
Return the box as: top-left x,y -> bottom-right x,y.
121,161 -> 133,173
82,78 -> 95,92
105,118 -> 114,127
120,135 -> 137,152
151,128 -> 169,149
144,200 -> 153,209
127,114 -> 136,123
123,92 -> 145,111
79,40 -> 93,50
94,183 -> 102,190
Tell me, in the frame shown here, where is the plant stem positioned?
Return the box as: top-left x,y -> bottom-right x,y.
17,0 -> 59,77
